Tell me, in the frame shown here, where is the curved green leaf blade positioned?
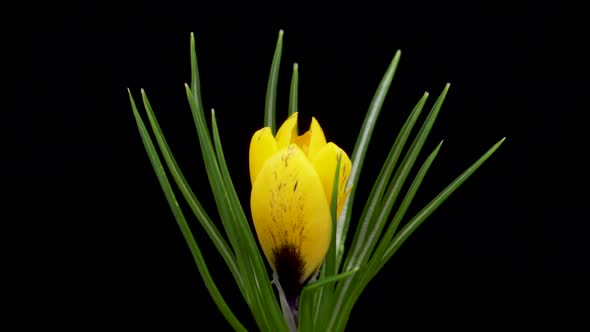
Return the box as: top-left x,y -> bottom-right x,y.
288,63 -> 299,116
342,91 -> 429,270
298,268 -> 359,332
185,84 -> 270,328
336,50 -> 402,264
129,90 -> 246,332
190,33 -> 205,120
375,140 -> 444,257
324,155 -> 342,277
380,136 -> 507,269
210,109 -> 287,330
342,141 -> 445,322
140,90 -> 244,294
346,84 -> 449,271
265,30 -> 284,133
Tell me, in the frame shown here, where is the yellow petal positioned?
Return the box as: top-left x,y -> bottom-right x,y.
311,142 -> 352,218
250,144 -> 331,282
293,130 -> 311,156
249,127 -> 278,185
293,130 -> 311,155
292,117 -> 327,159
275,112 -> 298,149
307,117 -> 327,160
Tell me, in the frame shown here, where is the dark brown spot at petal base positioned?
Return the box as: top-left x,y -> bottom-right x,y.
273,245 -> 304,308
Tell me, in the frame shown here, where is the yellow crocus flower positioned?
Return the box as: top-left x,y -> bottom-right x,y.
249,112 -> 352,296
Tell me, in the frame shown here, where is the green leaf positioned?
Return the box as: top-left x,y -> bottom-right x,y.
379,137 -> 507,270
342,92 -> 428,270
375,140 -> 444,257
338,141 -> 445,327
346,84 -> 449,271
305,268 -> 360,292
309,154 -> 343,331
298,268 -> 359,332
210,109 -> 287,330
288,63 -> 299,116
188,35 -> 249,264
324,154 -> 343,277
330,137 -> 505,332
190,33 -> 205,120
129,90 -> 246,332
184,84 -> 241,255
187,39 -> 240,249
140,90 -> 245,294
329,84 -> 450,332
185,85 -> 279,330
265,29 -> 284,133
189,34 -> 284,328
336,50 -> 401,265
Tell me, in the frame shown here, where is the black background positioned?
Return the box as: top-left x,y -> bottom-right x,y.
11,0 -> 587,330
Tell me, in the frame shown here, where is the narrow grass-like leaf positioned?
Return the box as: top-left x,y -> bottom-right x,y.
329,84 -> 448,332
380,137 -> 507,269
265,30 -> 284,133
210,109 -> 256,251
185,32 -> 284,330
328,51 -> 402,331
184,85 -> 241,254
186,85 -> 274,330
332,139 -> 506,330
348,84 -> 449,271
298,287 -> 316,332
324,155 -> 342,277
310,155 -> 343,330
188,36 -> 274,324
140,90 -> 244,294
210,109 -> 261,252
306,268 -> 360,292
298,268 -> 359,332
190,33 -> 205,118
340,141 -> 445,321
343,92 -> 429,270
288,63 -> 299,116
336,50 -> 401,263
129,90 -> 246,332
189,34 -> 235,236
210,109 -> 287,330
374,140 -> 444,260
187,40 -> 242,252
185,85 -> 270,328
310,265 -> 325,328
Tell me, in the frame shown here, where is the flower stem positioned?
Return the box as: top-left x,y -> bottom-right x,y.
273,271 -> 299,332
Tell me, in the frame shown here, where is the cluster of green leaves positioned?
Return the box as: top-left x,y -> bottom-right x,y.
129,30 -> 505,331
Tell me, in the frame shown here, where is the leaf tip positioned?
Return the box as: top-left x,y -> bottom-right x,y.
293,62 -> 299,71
389,49 -> 401,65
279,29 -> 284,38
